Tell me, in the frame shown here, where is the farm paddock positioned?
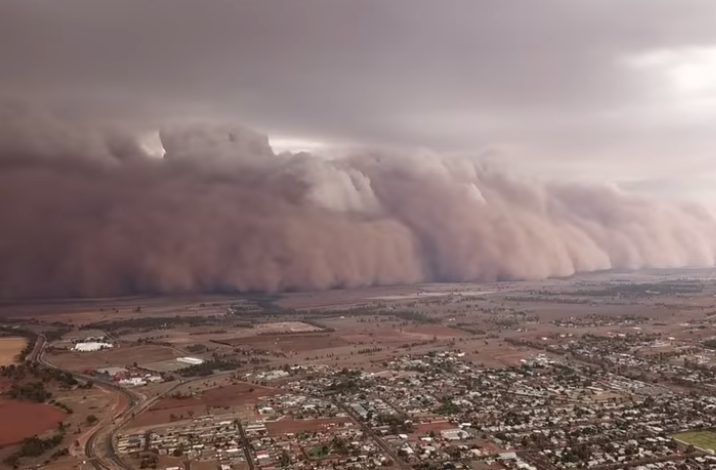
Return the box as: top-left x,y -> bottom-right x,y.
0,400 -> 65,446
0,337 -> 27,366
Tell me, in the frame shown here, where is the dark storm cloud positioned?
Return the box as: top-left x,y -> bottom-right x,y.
2,0 -> 716,151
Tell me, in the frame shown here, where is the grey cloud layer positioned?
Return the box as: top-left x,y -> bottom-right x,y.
1,106 -> 715,299
3,0 -> 716,150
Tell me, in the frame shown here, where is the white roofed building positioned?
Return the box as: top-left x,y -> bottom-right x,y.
176,357 -> 204,365
74,342 -> 113,352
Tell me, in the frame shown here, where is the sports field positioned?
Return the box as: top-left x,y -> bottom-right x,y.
673,430 -> 716,451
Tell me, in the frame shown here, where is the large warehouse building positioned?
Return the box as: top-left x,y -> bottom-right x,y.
176,356 -> 204,365
73,341 -> 113,352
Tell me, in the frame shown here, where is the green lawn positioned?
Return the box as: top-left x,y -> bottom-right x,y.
673,431 -> 716,451
310,444 -> 333,459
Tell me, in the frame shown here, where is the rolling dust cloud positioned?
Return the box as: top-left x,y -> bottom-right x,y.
2,103 -> 716,299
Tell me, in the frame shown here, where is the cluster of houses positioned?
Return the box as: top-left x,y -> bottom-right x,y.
243,419 -> 388,469
118,417 -> 248,467
538,333 -> 716,388
96,366 -> 164,387
551,314 -> 650,329
299,351 -> 716,469
116,345 -> 716,470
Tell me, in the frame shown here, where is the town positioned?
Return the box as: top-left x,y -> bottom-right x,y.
5,273 -> 716,470
115,346 -> 716,470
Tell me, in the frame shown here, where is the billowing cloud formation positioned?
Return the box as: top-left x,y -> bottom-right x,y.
1,104 -> 715,299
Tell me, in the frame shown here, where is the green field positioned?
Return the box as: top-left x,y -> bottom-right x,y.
673,431 -> 716,451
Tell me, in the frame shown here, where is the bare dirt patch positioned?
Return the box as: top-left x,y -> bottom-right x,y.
141,322 -> 328,347
131,382 -> 278,428
130,403 -> 208,428
46,344 -> 180,371
0,400 -> 65,445
414,421 -> 455,434
0,336 -> 27,366
217,333 -> 349,352
265,417 -> 353,436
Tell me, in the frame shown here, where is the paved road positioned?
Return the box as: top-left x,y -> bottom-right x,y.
333,399 -> 411,470
35,335 -> 138,470
25,333 -> 45,362
35,338 -> 247,470
236,419 -> 256,470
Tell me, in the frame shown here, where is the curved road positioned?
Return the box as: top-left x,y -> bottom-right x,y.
34,335 -> 153,470
34,335 -> 134,469
35,335 -> 216,470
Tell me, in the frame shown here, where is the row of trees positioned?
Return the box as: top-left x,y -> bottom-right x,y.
3,431 -> 65,468
176,358 -> 243,377
8,381 -> 52,402
1,362 -> 78,388
80,314 -> 225,333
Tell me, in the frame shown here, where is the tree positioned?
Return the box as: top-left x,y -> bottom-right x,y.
279,449 -> 291,467
86,415 -> 98,425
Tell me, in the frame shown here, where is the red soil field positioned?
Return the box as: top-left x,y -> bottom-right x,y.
47,344 -> 180,371
479,440 -> 508,455
202,383 -> 278,405
131,404 -> 208,428
414,421 -> 455,434
0,400 -> 65,445
265,417 -> 353,436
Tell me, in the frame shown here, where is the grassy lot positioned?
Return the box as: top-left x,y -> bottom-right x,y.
673,430 -> 716,451
310,444 -> 333,459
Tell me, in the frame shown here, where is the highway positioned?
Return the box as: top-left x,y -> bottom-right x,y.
333,399 -> 410,470
25,333 -> 45,363
34,335 -> 139,470
34,335 -> 222,470
32,337 -> 412,470
236,419 -> 256,470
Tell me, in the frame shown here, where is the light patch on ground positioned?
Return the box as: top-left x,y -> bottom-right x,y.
253,322 -> 323,333
372,290 -> 495,301
0,337 -> 27,366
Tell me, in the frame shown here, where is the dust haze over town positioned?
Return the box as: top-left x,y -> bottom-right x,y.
5,2 -> 716,470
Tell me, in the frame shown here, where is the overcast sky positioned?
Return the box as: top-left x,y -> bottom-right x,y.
2,0 -> 716,198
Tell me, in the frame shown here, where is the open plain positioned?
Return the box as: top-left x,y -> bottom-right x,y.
0,336 -> 26,366
0,400 -> 65,446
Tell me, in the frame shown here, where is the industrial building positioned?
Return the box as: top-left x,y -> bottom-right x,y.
176,356 -> 204,365
73,341 -> 113,352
